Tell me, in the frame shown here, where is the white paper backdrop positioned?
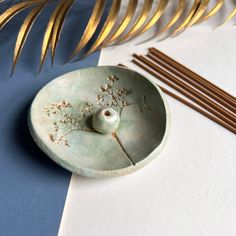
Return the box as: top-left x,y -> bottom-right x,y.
59,3 -> 236,235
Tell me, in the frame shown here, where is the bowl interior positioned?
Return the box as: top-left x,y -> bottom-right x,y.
29,66 -> 169,176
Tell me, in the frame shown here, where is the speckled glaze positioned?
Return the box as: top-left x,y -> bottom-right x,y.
28,66 -> 171,178
92,107 -> 120,134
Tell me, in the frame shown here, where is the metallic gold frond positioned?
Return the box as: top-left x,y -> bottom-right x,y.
217,6 -> 236,28
40,0 -> 65,72
187,0 -> 210,27
85,0 -> 121,56
12,0 -> 49,75
0,0 -> 40,29
137,0 -> 169,36
69,0 -> 106,60
50,0 -> 75,65
172,0 -> 201,36
0,0 -> 236,74
155,0 -> 186,37
198,0 -> 224,23
117,0 -> 153,44
102,0 -> 138,47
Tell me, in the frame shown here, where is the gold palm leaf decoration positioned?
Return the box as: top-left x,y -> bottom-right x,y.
12,0 -> 50,75
156,0 -> 186,37
0,0 -> 235,74
137,0 -> 168,36
102,0 -> 138,47
50,0 -> 75,66
172,0 -> 201,36
187,0 -> 211,26
85,0 -> 121,56
217,5 -> 236,28
198,0 -> 224,23
69,0 -> 106,60
117,0 -> 153,43
40,0 -> 67,72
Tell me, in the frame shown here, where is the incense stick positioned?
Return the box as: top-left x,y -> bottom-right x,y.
133,54 -> 236,127
146,53 -> 236,114
149,48 -> 236,105
118,63 -> 236,134
131,58 -> 236,132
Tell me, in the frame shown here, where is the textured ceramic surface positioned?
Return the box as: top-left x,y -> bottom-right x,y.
28,66 -> 170,177
92,107 -> 120,134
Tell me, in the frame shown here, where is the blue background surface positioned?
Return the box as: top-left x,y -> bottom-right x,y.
0,1 -> 109,235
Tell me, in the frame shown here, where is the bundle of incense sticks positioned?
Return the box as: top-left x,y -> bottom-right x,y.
126,47 -> 236,134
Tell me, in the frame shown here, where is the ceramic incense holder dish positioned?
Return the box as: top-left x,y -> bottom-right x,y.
28,66 -> 170,177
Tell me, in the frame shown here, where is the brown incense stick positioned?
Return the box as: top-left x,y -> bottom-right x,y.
133,54 -> 236,127
146,53 -> 236,114
118,63 -> 236,134
149,48 -> 236,105
131,58 -> 236,131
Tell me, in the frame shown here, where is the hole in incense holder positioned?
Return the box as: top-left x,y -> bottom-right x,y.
104,110 -> 111,116
92,107 -> 120,134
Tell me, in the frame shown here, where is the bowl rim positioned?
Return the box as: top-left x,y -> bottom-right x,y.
28,65 -> 171,177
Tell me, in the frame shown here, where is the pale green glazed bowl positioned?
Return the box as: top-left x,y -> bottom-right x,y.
28,66 -> 171,178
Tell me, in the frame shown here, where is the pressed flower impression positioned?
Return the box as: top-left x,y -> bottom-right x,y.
29,66 -> 170,177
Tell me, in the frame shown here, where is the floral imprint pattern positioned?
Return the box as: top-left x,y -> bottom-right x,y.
43,75 -> 150,165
